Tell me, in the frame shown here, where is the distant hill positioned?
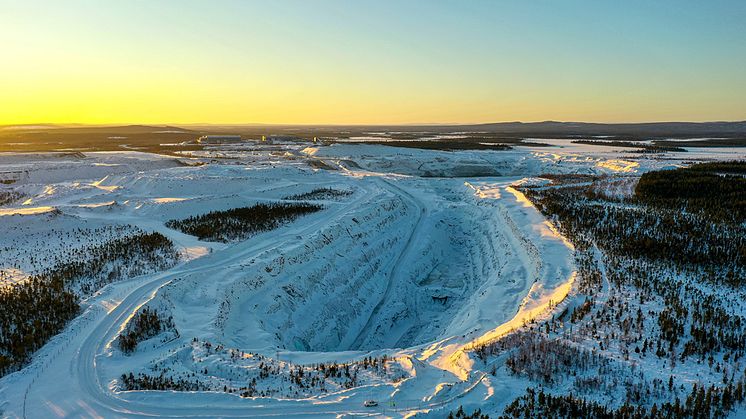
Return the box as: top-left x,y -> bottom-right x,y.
2,121 -> 744,154
186,121 -> 746,138
462,121 -> 746,137
0,124 -> 196,134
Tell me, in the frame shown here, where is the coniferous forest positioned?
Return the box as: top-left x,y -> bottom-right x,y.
284,187 -> 353,201
165,202 -> 323,242
119,337 -> 399,398
501,383 -> 746,419
0,231 -> 178,376
635,161 -> 746,223
572,140 -> 687,153
482,161 -> 746,418
118,308 -> 176,354
0,189 -> 24,206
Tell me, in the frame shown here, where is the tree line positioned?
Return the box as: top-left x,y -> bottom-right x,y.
284,188 -> 352,201
118,307 -> 176,354
120,338 -> 400,399
501,379 -> 746,419
572,140 -> 686,153
0,231 -> 178,376
489,162 -> 746,417
635,161 -> 746,223
165,202 -> 323,242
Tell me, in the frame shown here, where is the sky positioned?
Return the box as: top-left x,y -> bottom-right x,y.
1,0 -> 745,125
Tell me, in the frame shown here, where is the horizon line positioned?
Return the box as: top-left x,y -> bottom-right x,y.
3,119 -> 746,129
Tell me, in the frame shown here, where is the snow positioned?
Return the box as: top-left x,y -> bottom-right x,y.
302,141 -> 743,179
0,268 -> 30,287
0,206 -> 56,216
0,141 -> 743,417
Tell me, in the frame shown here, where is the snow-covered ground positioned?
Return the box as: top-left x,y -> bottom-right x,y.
0,141 -> 743,417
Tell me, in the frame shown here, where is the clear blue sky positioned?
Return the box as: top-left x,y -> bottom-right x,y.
2,0 -> 745,124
